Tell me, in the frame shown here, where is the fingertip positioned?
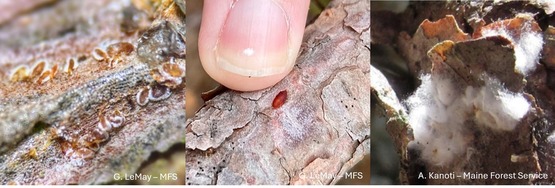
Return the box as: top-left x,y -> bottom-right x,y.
199,0 -> 310,91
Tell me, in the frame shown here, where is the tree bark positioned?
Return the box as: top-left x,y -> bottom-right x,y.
0,0 -> 185,184
185,0 -> 370,185
372,1 -> 555,185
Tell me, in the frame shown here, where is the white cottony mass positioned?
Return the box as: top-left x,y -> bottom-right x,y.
406,75 -> 530,166
479,14 -> 543,75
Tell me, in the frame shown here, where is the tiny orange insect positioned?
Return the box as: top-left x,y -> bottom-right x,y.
10,65 -> 29,82
50,64 -> 58,79
30,61 -> 46,79
65,58 -> 76,75
272,90 -> 287,109
92,48 -> 108,62
36,70 -> 52,85
136,87 -> 150,106
106,42 -> 134,57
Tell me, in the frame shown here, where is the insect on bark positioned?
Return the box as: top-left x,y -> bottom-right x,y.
272,90 -> 287,109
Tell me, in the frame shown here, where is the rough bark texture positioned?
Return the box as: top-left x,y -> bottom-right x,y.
185,0 -> 370,185
0,0 -> 185,184
372,0 -> 555,185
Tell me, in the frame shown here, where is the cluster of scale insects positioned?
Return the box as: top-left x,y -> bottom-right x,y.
8,41 -> 136,84
137,57 -> 185,106
9,58 -> 77,84
91,42 -> 134,68
53,109 -> 126,160
7,39 -> 185,161
7,41 -> 184,161
48,41 -> 137,160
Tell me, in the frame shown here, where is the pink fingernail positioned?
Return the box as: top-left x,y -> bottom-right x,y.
216,0 -> 291,77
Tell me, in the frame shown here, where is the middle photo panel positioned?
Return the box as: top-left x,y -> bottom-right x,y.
185,0 -> 370,185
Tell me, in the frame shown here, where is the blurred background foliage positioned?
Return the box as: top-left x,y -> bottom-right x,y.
370,0 -> 410,185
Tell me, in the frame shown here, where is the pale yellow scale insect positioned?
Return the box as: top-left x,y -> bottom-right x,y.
9,65 -> 29,82
8,60 -> 67,85
91,41 -> 135,68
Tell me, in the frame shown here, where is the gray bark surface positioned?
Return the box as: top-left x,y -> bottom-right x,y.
0,0 -> 185,184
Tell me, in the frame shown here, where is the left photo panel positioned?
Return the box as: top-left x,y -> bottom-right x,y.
0,0 -> 186,185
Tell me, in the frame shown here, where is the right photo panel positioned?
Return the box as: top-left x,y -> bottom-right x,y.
371,0 -> 555,185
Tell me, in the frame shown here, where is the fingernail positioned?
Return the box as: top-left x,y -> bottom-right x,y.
216,0 -> 291,77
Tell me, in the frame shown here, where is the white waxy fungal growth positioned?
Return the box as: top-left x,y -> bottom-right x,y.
407,75 -> 530,166
479,15 -> 543,75
463,79 -> 530,131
